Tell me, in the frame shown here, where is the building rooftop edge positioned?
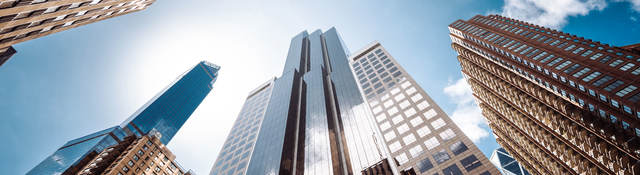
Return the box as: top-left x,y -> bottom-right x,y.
348,41 -> 381,61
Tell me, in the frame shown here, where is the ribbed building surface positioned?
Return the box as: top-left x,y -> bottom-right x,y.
449,15 -> 640,175
0,0 -> 155,66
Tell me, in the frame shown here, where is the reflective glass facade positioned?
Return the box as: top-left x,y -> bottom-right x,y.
349,42 -> 499,175
121,61 -> 220,144
229,28 -> 388,175
27,126 -> 127,175
29,61 -> 219,174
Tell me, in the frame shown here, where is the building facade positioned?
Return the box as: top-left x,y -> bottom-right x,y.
211,28 -> 390,175
349,42 -> 499,175
449,14 -> 640,174
72,133 -> 194,175
490,147 -> 530,175
209,79 -> 275,175
0,0 -> 155,67
29,61 -> 219,174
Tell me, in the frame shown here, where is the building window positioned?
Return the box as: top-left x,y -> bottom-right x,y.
389,141 -> 401,152
450,141 -> 469,155
384,131 -> 397,141
406,87 -> 417,95
399,100 -> 411,109
460,155 -> 483,171
442,164 -> 463,175
572,68 -> 590,78
380,121 -> 391,131
439,129 -> 456,141
410,117 -> 424,127
383,100 -> 394,108
122,166 -> 129,173
372,106 -> 382,114
620,63 -> 635,71
424,137 -> 440,150
376,113 -> 386,123
424,109 -> 437,119
388,106 -> 399,115
416,157 -> 434,173
395,93 -> 406,101
604,80 -> 624,92
409,145 -> 424,158
411,94 -> 424,102
431,118 -> 446,130
592,75 -> 613,87
398,124 -> 410,134
609,59 -> 624,67
417,125 -> 431,137
396,153 -> 409,165
432,149 -> 451,164
582,72 -> 601,82
404,108 -> 417,117
392,115 -> 403,124
616,85 -> 637,97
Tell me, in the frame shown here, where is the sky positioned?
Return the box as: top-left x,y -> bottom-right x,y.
0,0 -> 638,174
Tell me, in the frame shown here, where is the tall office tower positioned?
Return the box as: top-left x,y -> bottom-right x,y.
349,42 -> 499,175
211,28 -> 389,175
449,14 -> 640,175
0,0 -> 155,67
209,79 -> 275,175
490,147 -> 530,175
29,61 -> 219,174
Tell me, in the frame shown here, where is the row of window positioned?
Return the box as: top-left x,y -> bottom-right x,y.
212,87 -> 272,175
106,138 -> 183,175
0,1 -> 145,45
451,20 -> 640,135
352,49 -> 404,99
478,15 -> 639,63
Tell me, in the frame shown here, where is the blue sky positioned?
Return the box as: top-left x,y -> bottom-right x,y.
1,0 -> 639,174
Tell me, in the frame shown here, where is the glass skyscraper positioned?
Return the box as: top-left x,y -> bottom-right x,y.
28,61 -> 219,174
209,79 -> 275,175
211,28 -> 389,175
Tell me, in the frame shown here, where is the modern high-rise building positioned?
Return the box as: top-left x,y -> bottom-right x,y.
0,0 -> 155,67
211,28 -> 390,175
29,61 -> 219,174
209,78 -> 275,175
449,14 -> 640,174
349,42 -> 499,175
490,147 -> 530,175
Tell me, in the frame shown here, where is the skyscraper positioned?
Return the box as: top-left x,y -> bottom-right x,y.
211,28 -> 389,175
490,147 -> 530,175
209,78 -> 275,175
449,14 -> 640,174
0,0 -> 155,67
349,42 -> 499,175
29,61 -> 219,174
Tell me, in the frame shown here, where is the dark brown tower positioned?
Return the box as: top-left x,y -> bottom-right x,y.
449,15 -> 640,175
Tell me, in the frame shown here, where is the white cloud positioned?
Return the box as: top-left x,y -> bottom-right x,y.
443,78 -> 490,143
499,0 -> 607,29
